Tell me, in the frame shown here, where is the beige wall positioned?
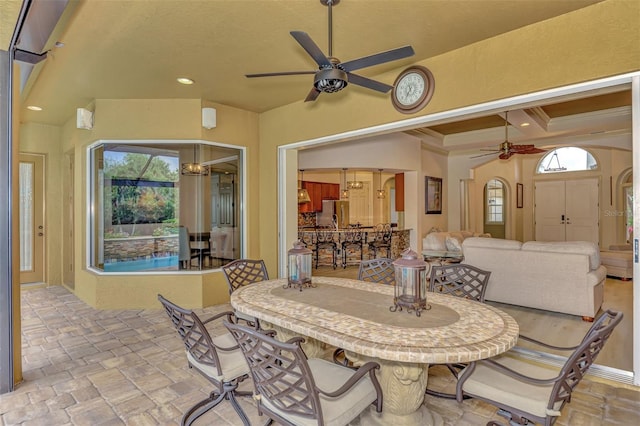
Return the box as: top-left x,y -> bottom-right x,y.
467,145 -> 633,248
20,99 -> 259,309
258,0 -> 640,274
16,0 -> 640,309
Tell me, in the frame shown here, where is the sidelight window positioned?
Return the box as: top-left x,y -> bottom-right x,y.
88,141 -> 244,273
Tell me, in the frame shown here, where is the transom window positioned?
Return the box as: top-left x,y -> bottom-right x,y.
537,147 -> 597,174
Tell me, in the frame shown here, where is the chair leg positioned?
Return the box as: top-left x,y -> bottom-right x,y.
181,381 -> 250,426
226,388 -> 251,426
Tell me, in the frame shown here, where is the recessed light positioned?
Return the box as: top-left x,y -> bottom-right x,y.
177,77 -> 194,85
520,122 -> 530,127
27,105 -> 43,111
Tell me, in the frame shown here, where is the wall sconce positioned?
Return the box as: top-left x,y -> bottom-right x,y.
298,170 -> 311,203
181,145 -> 209,176
376,169 -> 386,199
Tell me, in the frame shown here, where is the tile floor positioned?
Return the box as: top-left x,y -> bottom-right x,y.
0,285 -> 639,425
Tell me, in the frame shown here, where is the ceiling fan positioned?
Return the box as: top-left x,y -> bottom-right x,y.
245,0 -> 415,102
473,111 -> 546,160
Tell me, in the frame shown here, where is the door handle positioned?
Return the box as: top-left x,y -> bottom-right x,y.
38,232 -> 44,236
561,214 -> 565,224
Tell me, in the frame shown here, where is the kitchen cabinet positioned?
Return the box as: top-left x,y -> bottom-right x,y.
321,183 -> 340,201
298,181 -> 340,212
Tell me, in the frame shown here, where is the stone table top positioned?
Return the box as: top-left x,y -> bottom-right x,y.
231,276 -> 519,364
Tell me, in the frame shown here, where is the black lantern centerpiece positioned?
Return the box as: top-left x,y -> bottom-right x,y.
286,240 -> 313,291
390,248 -> 430,316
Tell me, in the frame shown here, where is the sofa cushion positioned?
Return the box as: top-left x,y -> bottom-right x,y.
462,237 -> 523,250
445,236 -> 463,252
423,232 -> 448,251
521,241 -> 600,270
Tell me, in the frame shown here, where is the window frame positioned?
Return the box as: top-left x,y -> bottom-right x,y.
86,139 -> 246,274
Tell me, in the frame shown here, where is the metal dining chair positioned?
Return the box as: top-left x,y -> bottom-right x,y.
456,310 -> 623,426
157,294 -> 251,426
426,263 -> 491,399
222,259 -> 269,328
357,257 -> 395,285
333,257 -> 395,367
224,321 -> 383,426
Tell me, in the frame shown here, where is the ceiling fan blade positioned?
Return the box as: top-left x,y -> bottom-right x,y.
246,71 -> 316,78
304,87 -> 321,102
471,152 -> 499,159
499,152 -> 515,160
340,45 -> 415,72
510,145 -> 547,154
346,73 -> 393,93
290,31 -> 332,67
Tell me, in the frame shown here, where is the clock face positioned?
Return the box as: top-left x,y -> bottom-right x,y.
396,72 -> 426,106
391,66 -> 435,114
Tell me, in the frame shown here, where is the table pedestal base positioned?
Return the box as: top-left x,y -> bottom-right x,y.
347,352 -> 443,426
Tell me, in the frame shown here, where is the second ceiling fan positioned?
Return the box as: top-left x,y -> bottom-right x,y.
473,111 -> 546,160
245,0 -> 415,102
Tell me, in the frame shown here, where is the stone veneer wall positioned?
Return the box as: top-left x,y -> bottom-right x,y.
104,235 -> 179,262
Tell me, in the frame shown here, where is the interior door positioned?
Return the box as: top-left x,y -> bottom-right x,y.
348,182 -> 372,226
19,153 -> 45,284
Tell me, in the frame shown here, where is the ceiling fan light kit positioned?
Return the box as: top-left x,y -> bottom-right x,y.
246,0 -> 414,102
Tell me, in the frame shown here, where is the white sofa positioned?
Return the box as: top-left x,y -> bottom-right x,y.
461,237 -> 606,319
422,230 -> 490,253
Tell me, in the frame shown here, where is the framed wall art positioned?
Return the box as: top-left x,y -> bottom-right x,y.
517,183 -> 523,208
425,176 -> 442,214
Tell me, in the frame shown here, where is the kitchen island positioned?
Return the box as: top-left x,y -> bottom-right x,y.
297,227 -> 410,265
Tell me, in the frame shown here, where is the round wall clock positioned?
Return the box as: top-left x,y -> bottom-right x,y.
391,66 -> 435,114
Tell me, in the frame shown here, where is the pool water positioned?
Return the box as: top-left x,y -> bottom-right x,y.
104,256 -> 179,272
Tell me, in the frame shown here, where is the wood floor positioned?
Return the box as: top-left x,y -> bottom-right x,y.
314,265 -> 633,373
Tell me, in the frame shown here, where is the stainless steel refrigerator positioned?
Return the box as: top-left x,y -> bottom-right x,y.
317,200 -> 350,229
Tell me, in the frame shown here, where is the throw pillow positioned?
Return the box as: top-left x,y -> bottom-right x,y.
445,236 -> 462,252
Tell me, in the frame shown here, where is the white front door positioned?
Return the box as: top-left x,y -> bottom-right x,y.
534,180 -> 567,241
565,179 -> 599,242
534,178 -> 599,244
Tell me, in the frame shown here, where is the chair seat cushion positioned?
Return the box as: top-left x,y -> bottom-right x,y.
260,358 -> 378,426
460,354 -> 563,420
186,333 -> 249,382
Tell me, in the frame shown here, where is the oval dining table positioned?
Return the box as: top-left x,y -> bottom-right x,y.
231,276 -> 519,426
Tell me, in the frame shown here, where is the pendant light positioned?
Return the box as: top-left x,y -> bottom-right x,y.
340,168 -> 350,199
376,169 -> 386,199
347,170 -> 363,189
181,145 -> 209,176
298,170 -> 311,203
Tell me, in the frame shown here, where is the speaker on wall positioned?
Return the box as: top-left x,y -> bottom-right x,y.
202,107 -> 216,129
76,108 -> 94,130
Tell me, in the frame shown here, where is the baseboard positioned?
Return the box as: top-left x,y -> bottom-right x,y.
511,346 -> 635,386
